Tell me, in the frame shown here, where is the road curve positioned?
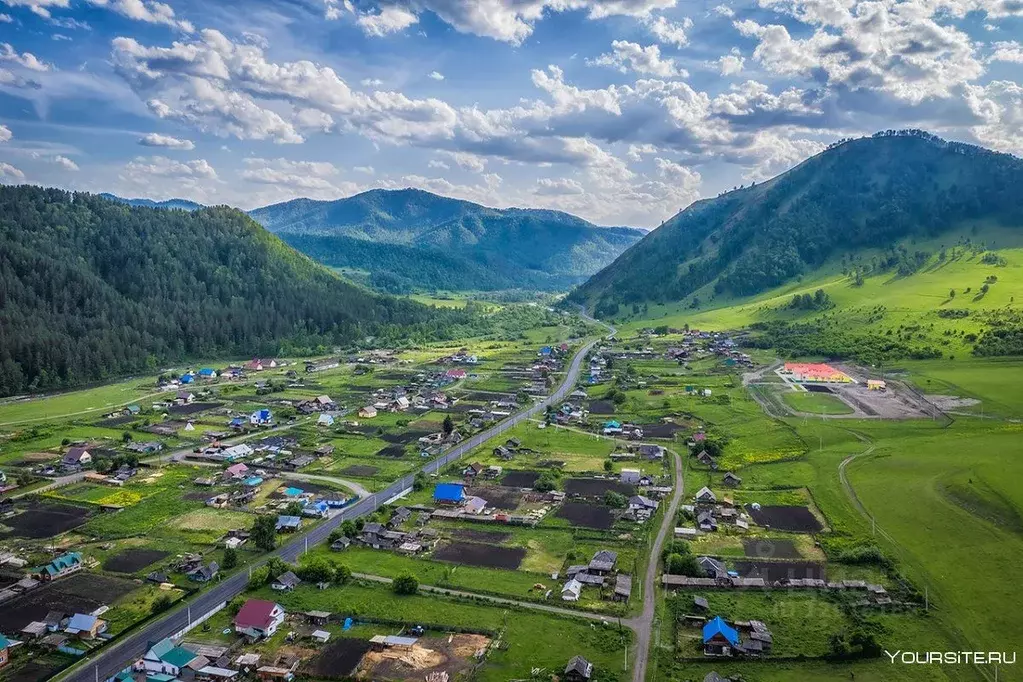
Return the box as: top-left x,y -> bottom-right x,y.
61,331 -> 609,682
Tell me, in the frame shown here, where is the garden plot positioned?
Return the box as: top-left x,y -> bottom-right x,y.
468,485 -> 523,510
448,528 -> 511,543
741,538 -> 802,559
376,445 -> 408,458
340,464 -> 380,477
0,573 -> 136,632
555,502 -> 615,530
303,638 -> 374,679
640,422 -> 688,439
735,560 -> 827,582
0,500 -> 92,538
433,541 -> 526,569
357,634 -> 491,681
381,430 -> 432,445
746,505 -> 823,533
103,548 -> 169,573
588,400 -> 615,414
167,401 -> 223,416
500,470 -> 540,488
564,478 -> 635,497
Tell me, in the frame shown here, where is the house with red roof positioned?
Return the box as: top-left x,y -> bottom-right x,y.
234,599 -> 285,641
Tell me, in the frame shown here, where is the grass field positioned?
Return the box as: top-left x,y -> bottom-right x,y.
781,390 -> 856,415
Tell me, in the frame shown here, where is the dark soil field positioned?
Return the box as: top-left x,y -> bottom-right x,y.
536,460 -> 566,469
501,470 -> 540,488
303,638 -> 373,679
433,541 -> 525,569
564,478 -> 635,497
448,528 -> 511,543
96,415 -> 135,427
0,501 -> 92,539
376,445 -> 407,458
735,560 -> 827,582
340,465 -> 380,477
168,401 -> 224,415
103,548 -> 170,573
803,384 -> 834,393
0,573 -> 136,632
746,505 -> 823,533
588,400 -> 615,414
556,502 -> 615,530
381,430 -> 431,445
641,423 -> 687,438
464,391 -> 513,401
7,659 -> 69,682
469,486 -> 522,510
742,538 -> 801,559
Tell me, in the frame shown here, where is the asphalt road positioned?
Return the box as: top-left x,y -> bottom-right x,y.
62,332 -> 606,682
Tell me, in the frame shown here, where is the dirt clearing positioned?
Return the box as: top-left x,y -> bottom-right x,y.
103,548 -> 169,573
433,541 -> 525,569
746,505 -> 823,533
556,502 -> 615,530
564,478 -> 635,497
0,501 -> 92,539
357,634 -> 490,681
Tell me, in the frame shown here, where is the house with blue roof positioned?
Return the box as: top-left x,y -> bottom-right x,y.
250,408 -> 273,426
179,373 -> 194,384
65,613 -> 106,639
37,552 -> 82,581
276,515 -> 303,532
198,368 -> 217,379
433,482 -> 465,505
703,616 -> 740,656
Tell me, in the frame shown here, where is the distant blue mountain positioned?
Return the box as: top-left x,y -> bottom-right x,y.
99,193 -> 203,211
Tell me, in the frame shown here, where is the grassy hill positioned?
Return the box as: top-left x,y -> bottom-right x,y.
0,185 -> 474,396
570,131 -> 1023,320
610,226 -> 1023,363
250,188 -> 644,293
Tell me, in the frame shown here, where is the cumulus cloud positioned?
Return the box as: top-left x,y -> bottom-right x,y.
0,12 -> 11,21
84,0 -> 193,32
326,0 -> 677,44
718,49 -> 744,75
53,154 -> 78,170
125,155 -> 217,179
0,0 -> 69,19
427,159 -> 450,169
427,70 -> 444,81
0,161 -> 24,179
0,43 -> 52,71
241,157 -> 343,191
989,40 -> 1023,63
589,40 -> 686,77
645,15 -> 691,47
534,177 -> 585,195
0,123 -> 10,142
139,132 -> 195,150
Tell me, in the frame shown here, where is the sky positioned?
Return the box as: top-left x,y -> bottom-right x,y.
0,0 -> 1020,228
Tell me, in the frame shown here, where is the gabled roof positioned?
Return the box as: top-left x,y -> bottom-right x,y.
234,599 -> 281,630
696,486 -> 716,501
565,655 -> 593,678
703,616 -> 740,646
273,571 -> 301,589
66,613 -> 98,632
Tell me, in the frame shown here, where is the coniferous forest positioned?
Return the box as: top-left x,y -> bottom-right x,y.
0,186 -> 479,396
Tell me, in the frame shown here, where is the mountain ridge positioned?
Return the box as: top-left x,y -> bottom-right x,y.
250,187 -> 645,293
99,192 -> 203,211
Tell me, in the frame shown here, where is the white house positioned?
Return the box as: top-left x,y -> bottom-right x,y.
234,599 -> 285,640
561,578 -> 583,601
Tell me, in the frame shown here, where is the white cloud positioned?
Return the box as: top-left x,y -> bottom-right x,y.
84,0 -> 193,32
125,155 -> 217,179
49,15 -> 89,29
241,157 -> 343,191
0,161 -> 24,179
0,12 -> 12,21
53,154 -> 78,170
327,0 -> 678,44
361,77 -> 384,87
0,123 -> 10,142
353,165 -> 375,174
645,15 -> 692,47
0,43 -> 52,71
589,40 -> 686,77
534,177 -> 585,195
0,0 -> 70,19
627,143 -> 657,160
712,4 -> 734,16
427,159 -> 450,169
718,49 -> 744,76
139,132 -> 195,150
427,70 -> 445,81
989,41 -> 1023,63
356,5 -> 419,36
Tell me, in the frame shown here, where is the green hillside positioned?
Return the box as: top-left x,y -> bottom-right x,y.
0,185 -> 473,396
250,188 -> 644,293
570,131 -> 1023,318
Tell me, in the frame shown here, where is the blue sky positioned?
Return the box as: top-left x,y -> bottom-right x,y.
0,0 -> 1021,227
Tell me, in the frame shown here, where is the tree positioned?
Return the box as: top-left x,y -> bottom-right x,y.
265,556 -> 290,580
442,415 -> 454,435
283,501 -> 304,517
297,556 -> 335,583
949,289 -> 955,299
412,472 -> 427,492
661,540 -> 692,561
604,491 -> 627,508
603,459 -> 614,473
534,471 -> 558,492
393,572 -> 419,595
665,553 -> 701,576
222,546 -> 238,570
334,562 -> 353,585
251,515 -> 278,552
151,595 -> 174,615
247,566 -> 270,589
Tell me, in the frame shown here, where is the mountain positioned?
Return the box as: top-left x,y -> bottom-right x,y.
249,188 -> 645,293
100,193 -> 203,211
0,186 -> 472,397
570,131 -> 1023,316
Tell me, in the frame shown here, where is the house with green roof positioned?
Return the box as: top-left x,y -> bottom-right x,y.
141,638 -> 199,677
37,552 -> 82,581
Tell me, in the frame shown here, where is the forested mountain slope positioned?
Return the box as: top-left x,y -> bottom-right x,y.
99,193 -> 203,211
250,188 -> 644,292
570,131 -> 1023,316
0,186 -> 470,396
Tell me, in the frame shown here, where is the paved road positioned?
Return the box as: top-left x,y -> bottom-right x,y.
631,449 -> 684,682
62,332 -> 608,682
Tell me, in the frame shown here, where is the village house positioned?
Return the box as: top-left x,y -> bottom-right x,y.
613,574 -> 632,602
722,472 -> 742,487
433,482 -> 465,505
561,577 -> 583,601
563,656 -> 593,682
141,638 -> 201,677
234,599 -> 285,641
271,571 -> 301,592
358,406 -> 378,419
65,613 -> 106,639
61,447 -> 92,469
276,515 -> 302,532
698,556 -> 728,579
695,487 -> 717,503
188,561 -> 219,583
628,495 -> 658,520
38,552 -> 83,581
620,468 -> 641,484
176,390 -> 195,404
588,550 -> 618,575
703,616 -> 741,656
638,444 -> 664,460
223,463 -> 249,481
